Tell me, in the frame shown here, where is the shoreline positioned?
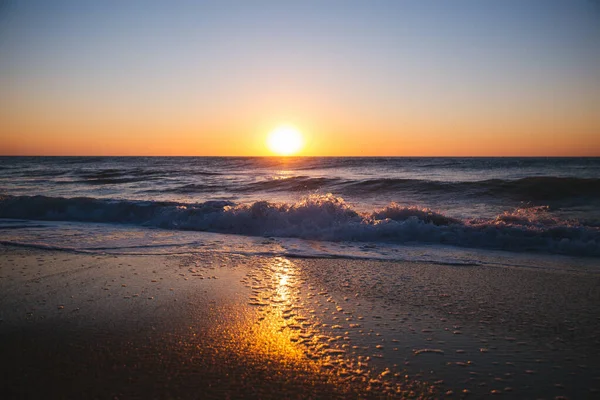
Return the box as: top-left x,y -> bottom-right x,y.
1,244 -> 599,398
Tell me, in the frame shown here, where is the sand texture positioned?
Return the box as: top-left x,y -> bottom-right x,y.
1,244 -> 599,399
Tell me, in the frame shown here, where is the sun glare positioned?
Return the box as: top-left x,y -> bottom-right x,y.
267,125 -> 304,156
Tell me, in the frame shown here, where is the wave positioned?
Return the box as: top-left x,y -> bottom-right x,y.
14,170 -> 71,178
337,176 -> 600,201
341,178 -> 450,193
482,177 -> 600,200
63,168 -> 167,185
78,167 -> 162,178
139,175 -> 600,202
75,177 -> 159,185
242,176 -> 341,192
1,194 -> 598,257
167,183 -> 231,193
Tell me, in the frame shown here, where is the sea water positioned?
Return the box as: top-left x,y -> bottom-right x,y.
0,156 -> 599,264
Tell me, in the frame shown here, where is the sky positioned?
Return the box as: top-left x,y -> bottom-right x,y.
0,0 -> 599,156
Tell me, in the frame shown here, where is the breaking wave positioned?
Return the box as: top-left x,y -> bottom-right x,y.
1,193 -> 598,257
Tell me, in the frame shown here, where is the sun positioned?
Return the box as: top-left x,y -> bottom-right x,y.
267,125 -> 304,156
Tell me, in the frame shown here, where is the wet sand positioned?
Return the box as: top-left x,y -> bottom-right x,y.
1,244 -> 599,399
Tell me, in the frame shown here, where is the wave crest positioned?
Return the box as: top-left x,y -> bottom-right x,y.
0,194 -> 598,256
372,203 -> 460,226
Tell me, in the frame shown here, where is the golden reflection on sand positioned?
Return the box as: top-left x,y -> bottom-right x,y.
179,255 -> 438,397
238,257 -> 374,389
241,257 -> 315,367
235,257 -> 438,397
168,255 -> 441,397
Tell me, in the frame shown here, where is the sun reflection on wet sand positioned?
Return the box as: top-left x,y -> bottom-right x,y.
241,258 -> 314,367
235,256 -> 437,397
172,253 -> 441,396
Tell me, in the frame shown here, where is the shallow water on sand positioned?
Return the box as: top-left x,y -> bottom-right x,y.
1,219 -> 599,273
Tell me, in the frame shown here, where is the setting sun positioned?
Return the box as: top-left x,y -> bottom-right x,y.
266,125 -> 304,156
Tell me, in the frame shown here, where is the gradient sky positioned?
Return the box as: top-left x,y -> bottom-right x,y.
1,0 -> 599,156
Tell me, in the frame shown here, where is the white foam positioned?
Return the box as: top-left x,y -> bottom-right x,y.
0,193 -> 599,256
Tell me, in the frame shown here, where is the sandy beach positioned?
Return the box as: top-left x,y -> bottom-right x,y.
1,244 -> 599,399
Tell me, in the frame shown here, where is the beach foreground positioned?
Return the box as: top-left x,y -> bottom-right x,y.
1,244 -> 599,399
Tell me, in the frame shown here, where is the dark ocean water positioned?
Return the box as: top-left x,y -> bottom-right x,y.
1,156 -> 599,257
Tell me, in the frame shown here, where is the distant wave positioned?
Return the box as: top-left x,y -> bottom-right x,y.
341,178 -> 450,193
167,183 -> 230,193
74,177 -> 158,185
71,168 -> 225,185
142,175 -> 600,202
16,170 -> 71,178
242,176 -> 341,192
481,177 -> 600,200
72,168 -> 163,184
342,176 -> 600,200
1,194 -> 598,257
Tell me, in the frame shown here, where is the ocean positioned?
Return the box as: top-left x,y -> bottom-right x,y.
0,156 -> 599,264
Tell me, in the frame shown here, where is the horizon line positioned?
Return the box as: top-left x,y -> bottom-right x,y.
1,154 -> 598,158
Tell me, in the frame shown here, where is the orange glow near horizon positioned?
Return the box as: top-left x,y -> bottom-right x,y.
1,114 -> 599,156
